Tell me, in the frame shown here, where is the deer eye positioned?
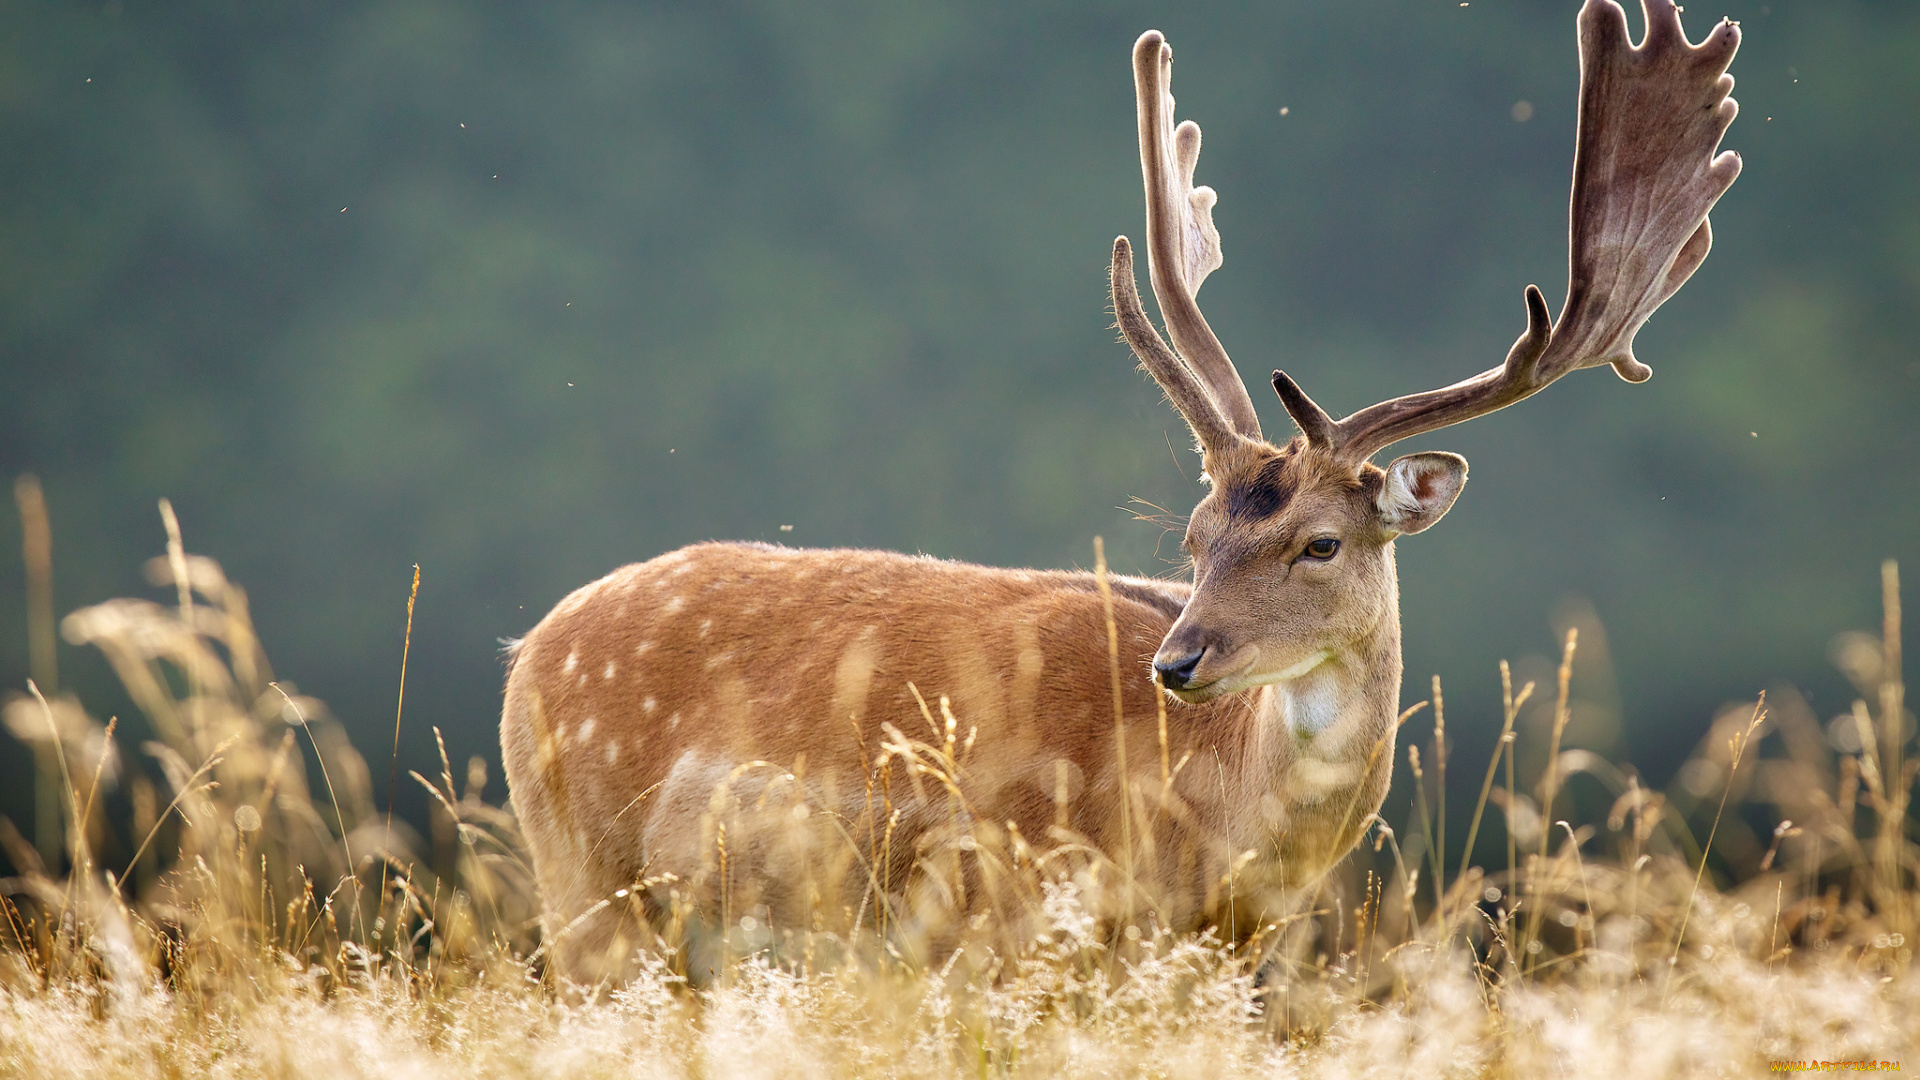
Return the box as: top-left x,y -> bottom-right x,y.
1303,537 -> 1340,560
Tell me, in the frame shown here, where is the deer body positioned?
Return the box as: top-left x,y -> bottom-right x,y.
503,534 -> 1402,974
503,0 -> 1742,982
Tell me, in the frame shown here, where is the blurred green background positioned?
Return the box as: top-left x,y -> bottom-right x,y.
1,1 -> 1915,843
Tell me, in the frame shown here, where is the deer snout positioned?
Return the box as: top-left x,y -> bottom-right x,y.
1153,646 -> 1205,691
1154,620 -> 1254,700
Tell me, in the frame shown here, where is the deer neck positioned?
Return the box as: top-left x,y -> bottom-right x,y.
1212,578 -> 1402,897
1255,570 -> 1403,768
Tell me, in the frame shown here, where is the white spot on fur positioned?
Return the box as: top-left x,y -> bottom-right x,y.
603,661 -> 617,680
1291,757 -> 1362,801
665,596 -> 684,614
642,696 -> 657,713
669,711 -> 682,729
700,619 -> 711,637
563,651 -> 579,674
704,651 -> 735,671
579,716 -> 597,742
670,563 -> 693,577
635,640 -> 653,655
604,742 -> 620,765
1282,677 -> 1341,738
830,627 -> 879,729
1276,664 -> 1372,760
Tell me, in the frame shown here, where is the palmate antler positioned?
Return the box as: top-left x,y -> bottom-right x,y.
1117,0 -> 1742,465
1113,29 -> 1263,453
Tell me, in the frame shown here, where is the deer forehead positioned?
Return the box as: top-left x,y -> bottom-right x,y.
1190,449 -> 1380,549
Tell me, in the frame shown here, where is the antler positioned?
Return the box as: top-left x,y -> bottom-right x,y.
1125,29 -> 1263,443
1277,0 -> 1742,465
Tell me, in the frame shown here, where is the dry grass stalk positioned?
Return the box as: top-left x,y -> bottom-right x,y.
0,504 -> 1914,1076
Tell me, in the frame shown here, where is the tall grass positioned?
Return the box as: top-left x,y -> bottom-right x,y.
0,497 -> 1914,1078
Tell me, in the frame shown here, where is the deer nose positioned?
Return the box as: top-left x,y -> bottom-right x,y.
1153,647 -> 1205,690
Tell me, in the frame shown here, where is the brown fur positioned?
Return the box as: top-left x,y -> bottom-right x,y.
502,437 -> 1435,982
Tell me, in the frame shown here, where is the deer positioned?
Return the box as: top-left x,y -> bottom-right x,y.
501,0 -> 1741,985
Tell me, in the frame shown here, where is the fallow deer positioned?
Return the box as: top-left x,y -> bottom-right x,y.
502,0 -> 1741,983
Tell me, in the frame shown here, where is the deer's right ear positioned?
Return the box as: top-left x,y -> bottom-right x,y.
1376,452 -> 1467,536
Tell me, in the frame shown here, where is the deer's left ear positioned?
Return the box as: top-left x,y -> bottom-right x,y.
1376,452 -> 1467,536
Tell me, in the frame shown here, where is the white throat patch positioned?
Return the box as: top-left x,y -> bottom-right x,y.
1282,676 -> 1345,738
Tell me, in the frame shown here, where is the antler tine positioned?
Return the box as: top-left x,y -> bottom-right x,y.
1112,236 -> 1238,453
1270,370 -> 1337,446
1324,0 -> 1741,465
1133,30 -> 1263,441
1317,286 -> 1554,461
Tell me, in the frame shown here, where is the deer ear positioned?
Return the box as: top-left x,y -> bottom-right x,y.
1376,452 -> 1467,536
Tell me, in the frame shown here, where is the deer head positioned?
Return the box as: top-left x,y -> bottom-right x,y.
1114,0 -> 1740,702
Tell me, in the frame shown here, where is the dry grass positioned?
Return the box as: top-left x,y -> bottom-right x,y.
0,500 -> 1914,1078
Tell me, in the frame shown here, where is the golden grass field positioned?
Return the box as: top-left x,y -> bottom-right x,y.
1,491 -> 1915,1078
